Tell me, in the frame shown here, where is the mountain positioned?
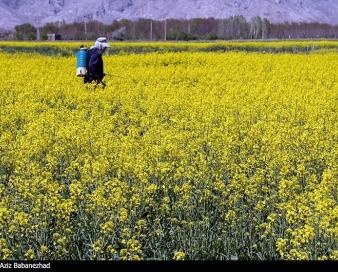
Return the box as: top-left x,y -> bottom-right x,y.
0,0 -> 337,30
0,2 -> 25,29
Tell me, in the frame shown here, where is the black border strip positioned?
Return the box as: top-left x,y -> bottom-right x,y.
0,260 -> 336,272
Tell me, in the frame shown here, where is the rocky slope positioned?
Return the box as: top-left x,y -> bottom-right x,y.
0,0 -> 337,29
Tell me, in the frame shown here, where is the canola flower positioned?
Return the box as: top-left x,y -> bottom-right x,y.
1,40 -> 338,49
1,40 -> 338,56
0,47 -> 337,260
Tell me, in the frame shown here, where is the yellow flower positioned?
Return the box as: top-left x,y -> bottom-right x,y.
40,245 -> 48,255
24,249 -> 35,260
173,251 -> 186,260
118,208 -> 128,223
276,238 -> 288,258
0,208 -> 9,224
100,221 -> 115,234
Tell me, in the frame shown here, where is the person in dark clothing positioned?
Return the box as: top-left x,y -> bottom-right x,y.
84,37 -> 110,88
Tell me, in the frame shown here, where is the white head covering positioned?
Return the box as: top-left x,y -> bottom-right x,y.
94,37 -> 110,50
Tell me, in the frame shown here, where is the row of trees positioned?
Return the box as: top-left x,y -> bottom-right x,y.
11,16 -> 338,41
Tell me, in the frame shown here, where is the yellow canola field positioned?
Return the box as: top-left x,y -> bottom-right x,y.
0,51 -> 337,260
1,40 -> 338,51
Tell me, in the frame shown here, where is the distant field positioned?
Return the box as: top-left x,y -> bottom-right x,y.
1,40 -> 338,55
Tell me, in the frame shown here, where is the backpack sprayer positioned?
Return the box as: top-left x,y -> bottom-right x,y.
76,46 -> 88,77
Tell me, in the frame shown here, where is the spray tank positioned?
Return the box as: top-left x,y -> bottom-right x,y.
76,46 -> 88,77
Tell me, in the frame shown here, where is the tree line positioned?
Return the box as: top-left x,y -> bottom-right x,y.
8,16 -> 338,41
